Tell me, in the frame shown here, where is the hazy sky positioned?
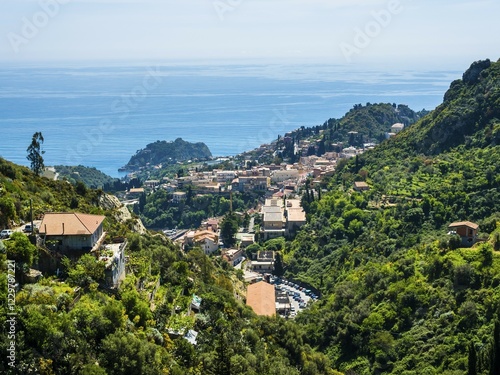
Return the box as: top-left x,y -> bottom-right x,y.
1,0 -> 499,68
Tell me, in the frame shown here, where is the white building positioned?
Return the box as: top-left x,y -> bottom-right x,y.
271,169 -> 299,183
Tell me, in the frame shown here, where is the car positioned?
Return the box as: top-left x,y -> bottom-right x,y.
24,224 -> 33,233
0,229 -> 13,239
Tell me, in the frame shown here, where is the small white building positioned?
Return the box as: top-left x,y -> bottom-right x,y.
271,169 -> 299,183
391,123 -> 405,133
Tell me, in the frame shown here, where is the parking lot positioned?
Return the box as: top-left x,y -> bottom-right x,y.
271,276 -> 319,319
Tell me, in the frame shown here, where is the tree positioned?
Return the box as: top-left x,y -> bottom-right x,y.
491,321 -> 500,375
220,214 -> 238,247
63,254 -> 106,287
274,251 -> 284,277
468,342 -> 477,375
27,132 -> 45,175
5,232 -> 37,266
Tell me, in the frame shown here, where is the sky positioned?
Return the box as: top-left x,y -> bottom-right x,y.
0,0 -> 499,69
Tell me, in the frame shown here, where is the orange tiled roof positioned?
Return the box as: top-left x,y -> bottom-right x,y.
449,221 -> 479,230
246,281 -> 275,316
39,213 -> 105,236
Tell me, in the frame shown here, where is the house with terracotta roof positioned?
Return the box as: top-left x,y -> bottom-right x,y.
354,181 -> 370,192
184,230 -> 219,255
448,221 -> 479,247
39,212 -> 106,254
246,281 -> 276,316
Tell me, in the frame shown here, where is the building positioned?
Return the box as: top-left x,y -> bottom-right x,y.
203,218 -> 220,232
448,221 -> 479,247
246,281 -> 276,316
128,187 -> 145,198
251,251 -> 275,272
239,233 -> 255,247
391,123 -> 405,133
184,230 -> 219,254
354,181 -> 370,192
232,176 -> 270,192
262,200 -> 285,240
172,191 -> 187,204
144,180 -> 161,189
261,198 -> 306,240
271,169 -> 299,184
222,248 -> 244,266
39,212 -> 106,254
216,170 -> 237,182
100,241 -> 127,288
285,199 -> 306,236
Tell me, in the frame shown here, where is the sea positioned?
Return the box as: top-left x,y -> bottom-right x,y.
0,62 -> 462,177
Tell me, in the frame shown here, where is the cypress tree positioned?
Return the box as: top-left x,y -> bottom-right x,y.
491,321 -> 500,375
468,342 -> 477,375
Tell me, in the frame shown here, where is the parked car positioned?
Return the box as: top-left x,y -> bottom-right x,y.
0,229 -> 13,239
24,224 -> 32,233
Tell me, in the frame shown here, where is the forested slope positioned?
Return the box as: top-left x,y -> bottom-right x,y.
284,59 -> 500,374
0,159 -> 337,375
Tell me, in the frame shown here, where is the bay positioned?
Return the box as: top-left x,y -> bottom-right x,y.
0,63 -> 459,177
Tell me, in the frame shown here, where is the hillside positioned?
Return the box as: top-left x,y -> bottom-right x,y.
0,157 -> 337,375
122,138 -> 212,171
54,165 -> 119,190
327,103 -> 424,144
282,59 -> 500,374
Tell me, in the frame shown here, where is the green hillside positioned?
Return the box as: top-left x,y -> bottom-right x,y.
0,158 -> 336,375
123,138 -> 212,171
283,59 -> 500,374
328,102 -> 424,144
54,165 -> 120,190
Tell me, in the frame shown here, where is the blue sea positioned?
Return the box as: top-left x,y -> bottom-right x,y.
0,63 -> 461,177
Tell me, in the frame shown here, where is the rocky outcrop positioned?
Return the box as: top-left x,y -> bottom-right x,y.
98,193 -> 147,234
122,138 -> 212,171
462,59 -> 491,85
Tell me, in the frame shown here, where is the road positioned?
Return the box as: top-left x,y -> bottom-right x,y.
248,217 -> 255,233
272,277 -> 317,319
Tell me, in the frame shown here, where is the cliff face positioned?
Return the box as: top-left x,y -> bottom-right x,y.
98,193 -> 147,234
123,138 -> 212,170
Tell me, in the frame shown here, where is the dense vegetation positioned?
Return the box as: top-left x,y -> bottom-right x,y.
54,165 -> 120,190
137,188 -> 259,229
0,158 -> 101,228
3,58 -> 500,375
280,59 -> 500,374
123,138 -> 212,171
0,160 -> 336,374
